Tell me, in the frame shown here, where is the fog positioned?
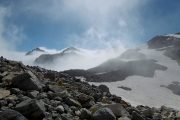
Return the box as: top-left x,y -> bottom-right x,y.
0,0 -> 149,71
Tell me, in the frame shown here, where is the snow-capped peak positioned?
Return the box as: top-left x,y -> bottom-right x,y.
62,47 -> 80,54
26,47 -> 45,55
165,33 -> 180,38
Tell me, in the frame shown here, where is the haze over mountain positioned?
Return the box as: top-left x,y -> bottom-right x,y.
64,33 -> 180,109
0,1 -> 180,118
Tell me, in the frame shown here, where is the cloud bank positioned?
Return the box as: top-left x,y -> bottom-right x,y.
23,0 -> 148,49
0,0 -> 151,70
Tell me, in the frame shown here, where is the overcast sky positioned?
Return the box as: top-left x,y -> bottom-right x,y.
0,0 -> 180,51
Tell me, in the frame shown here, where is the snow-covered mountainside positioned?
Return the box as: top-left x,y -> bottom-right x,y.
24,47 -> 122,71
64,33 -> 180,110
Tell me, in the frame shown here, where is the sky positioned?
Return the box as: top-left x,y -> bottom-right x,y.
0,0 -> 180,52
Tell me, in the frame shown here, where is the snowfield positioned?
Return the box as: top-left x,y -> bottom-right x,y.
91,45 -> 180,110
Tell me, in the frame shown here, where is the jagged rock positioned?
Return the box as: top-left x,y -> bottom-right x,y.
28,90 -> 39,98
98,84 -> 110,93
104,103 -> 130,117
0,109 -> 28,120
141,107 -> 153,118
15,99 -> 46,120
0,89 -> 10,99
12,71 -> 44,90
79,108 -> 92,119
93,107 -> 116,120
132,111 -> 145,120
65,98 -> 82,108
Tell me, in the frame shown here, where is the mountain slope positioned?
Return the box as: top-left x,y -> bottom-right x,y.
34,47 -> 82,65
64,33 -> 180,109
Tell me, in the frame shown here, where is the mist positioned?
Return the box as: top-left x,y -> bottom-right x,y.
0,0 -> 149,71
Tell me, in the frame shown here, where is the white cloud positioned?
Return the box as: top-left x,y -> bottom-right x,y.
0,6 -> 26,58
21,0 -> 149,49
0,0 -> 150,71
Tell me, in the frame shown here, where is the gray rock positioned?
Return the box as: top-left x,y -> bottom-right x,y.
56,105 -> 64,113
48,85 -> 65,93
12,71 -> 44,90
80,108 -> 92,119
61,113 -> 74,120
132,111 -> 145,120
93,108 -> 116,120
77,93 -> 93,103
98,84 -> 110,93
104,103 -> 130,117
0,109 -> 28,120
142,108 -> 153,118
118,116 -> 131,120
15,99 -> 46,120
65,98 -> 82,108
10,88 -> 21,94
28,90 -> 39,98
0,89 -> 10,99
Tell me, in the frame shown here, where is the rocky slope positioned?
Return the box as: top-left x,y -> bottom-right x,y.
63,33 -> 180,109
0,56 -> 179,120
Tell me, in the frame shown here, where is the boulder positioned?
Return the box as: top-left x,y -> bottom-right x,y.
132,111 -> 145,120
15,99 -> 46,120
80,108 -> 92,119
98,85 -> 110,93
0,89 -> 10,99
56,105 -> 65,114
65,98 -> 82,108
104,103 -> 130,117
93,107 -> 116,120
0,109 -> 28,120
12,71 -> 44,90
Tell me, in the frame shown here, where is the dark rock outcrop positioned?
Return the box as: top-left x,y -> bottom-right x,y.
12,71 -> 44,91
15,99 -> 46,120
0,109 -> 28,120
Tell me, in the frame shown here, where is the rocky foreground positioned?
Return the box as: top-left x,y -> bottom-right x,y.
0,57 -> 180,120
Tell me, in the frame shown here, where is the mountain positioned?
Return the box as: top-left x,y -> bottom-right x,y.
64,33 -> 180,109
34,47 -> 82,65
26,47 -> 46,55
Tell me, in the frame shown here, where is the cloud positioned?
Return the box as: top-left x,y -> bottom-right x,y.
0,5 -> 25,54
19,0 -> 149,49
0,0 -> 151,71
